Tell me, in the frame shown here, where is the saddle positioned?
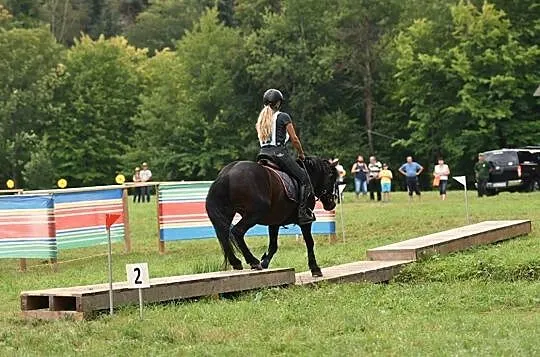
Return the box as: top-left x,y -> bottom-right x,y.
257,158 -> 299,203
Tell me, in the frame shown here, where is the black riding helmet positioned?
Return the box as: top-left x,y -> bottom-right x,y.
263,89 -> 284,108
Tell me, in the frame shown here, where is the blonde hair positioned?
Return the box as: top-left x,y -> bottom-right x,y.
256,105 -> 274,142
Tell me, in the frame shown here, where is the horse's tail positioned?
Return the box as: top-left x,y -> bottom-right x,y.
205,166 -> 237,268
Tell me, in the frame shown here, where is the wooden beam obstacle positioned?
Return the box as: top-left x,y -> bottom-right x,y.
295,260 -> 412,286
366,220 -> 531,261
21,268 -> 295,320
19,220 -> 532,319
296,220 -> 532,285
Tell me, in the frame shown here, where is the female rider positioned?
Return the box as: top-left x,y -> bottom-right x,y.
256,89 -> 315,225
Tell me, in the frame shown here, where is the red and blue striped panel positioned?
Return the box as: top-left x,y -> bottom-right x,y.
0,195 -> 56,259
159,182 -> 336,241
53,189 -> 125,249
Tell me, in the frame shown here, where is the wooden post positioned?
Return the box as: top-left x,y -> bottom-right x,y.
328,233 -> 337,244
50,258 -> 58,272
156,185 -> 165,254
19,258 -> 27,272
122,187 -> 132,253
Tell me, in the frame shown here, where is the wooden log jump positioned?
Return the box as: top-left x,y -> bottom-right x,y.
20,268 -> 295,320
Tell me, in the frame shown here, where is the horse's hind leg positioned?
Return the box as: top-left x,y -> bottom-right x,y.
231,216 -> 263,270
221,236 -> 243,271
207,204 -> 243,270
261,225 -> 279,269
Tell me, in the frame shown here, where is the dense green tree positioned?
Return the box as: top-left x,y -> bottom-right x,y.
234,0 -> 280,31
246,0 -> 339,146
125,0 -> 212,54
48,35 -> 146,186
392,1 -> 540,175
132,8 -> 248,179
0,4 -> 12,26
0,25 -> 64,186
334,0 -> 403,155
22,135 -> 56,189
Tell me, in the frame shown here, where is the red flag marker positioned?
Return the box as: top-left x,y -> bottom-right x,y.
106,213 -> 121,230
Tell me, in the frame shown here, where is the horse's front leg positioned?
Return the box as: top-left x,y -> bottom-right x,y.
261,225 -> 279,269
300,223 -> 322,277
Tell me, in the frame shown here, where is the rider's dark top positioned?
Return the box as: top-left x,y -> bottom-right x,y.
259,111 -> 292,148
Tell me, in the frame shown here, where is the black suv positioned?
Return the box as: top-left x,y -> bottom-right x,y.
483,148 -> 540,195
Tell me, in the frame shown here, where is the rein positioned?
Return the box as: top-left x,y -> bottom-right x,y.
300,159 -> 336,203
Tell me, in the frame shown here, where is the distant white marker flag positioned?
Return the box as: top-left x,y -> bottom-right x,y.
453,176 -> 467,187
453,176 -> 470,224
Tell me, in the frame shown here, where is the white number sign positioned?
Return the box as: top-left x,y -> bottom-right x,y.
126,263 -> 150,289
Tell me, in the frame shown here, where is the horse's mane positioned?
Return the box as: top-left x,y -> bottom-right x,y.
298,156 -> 337,181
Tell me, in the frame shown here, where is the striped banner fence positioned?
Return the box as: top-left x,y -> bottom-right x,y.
0,195 -> 56,261
157,182 -> 336,253
53,188 -> 127,250
0,187 -> 130,271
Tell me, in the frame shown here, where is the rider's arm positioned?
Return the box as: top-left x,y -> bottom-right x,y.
286,123 -> 305,160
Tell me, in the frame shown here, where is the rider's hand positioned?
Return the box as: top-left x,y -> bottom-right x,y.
299,153 -> 305,161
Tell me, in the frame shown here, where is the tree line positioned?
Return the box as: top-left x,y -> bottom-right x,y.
0,0 -> 538,189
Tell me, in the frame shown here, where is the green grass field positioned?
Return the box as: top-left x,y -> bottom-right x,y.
1,190 -> 539,356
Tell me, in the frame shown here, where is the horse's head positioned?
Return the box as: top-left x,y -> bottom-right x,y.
301,157 -> 338,211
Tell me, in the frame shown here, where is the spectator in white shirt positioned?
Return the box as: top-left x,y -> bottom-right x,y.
433,158 -> 450,200
132,167 -> 142,203
368,156 -> 382,201
139,162 -> 153,202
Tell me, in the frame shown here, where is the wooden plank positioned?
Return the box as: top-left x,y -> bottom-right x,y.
23,181 -> 212,195
367,220 -> 531,261
19,258 -> 27,272
21,268 -> 295,315
295,260 -> 412,285
21,310 -> 85,321
122,188 -> 132,253
157,185 -> 165,254
0,189 -> 23,194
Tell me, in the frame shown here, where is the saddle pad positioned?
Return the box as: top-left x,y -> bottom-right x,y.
263,166 -> 299,203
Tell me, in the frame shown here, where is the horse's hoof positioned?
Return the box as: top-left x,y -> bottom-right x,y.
232,265 -> 243,270
311,269 -> 323,277
251,263 -> 263,270
261,260 -> 269,269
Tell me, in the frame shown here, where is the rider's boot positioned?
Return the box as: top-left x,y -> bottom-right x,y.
298,183 -> 316,225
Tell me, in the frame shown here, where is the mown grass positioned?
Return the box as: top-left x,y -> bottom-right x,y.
0,190 -> 539,356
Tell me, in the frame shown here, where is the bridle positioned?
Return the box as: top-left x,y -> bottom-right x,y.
300,160 -> 337,204
317,187 -> 337,203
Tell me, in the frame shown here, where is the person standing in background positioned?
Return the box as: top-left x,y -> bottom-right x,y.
433,158 -> 450,200
399,156 -> 424,201
332,158 -> 346,203
132,167 -> 142,203
368,156 -> 382,201
379,163 -> 393,202
351,155 -> 368,199
139,162 -> 153,202
474,153 -> 492,197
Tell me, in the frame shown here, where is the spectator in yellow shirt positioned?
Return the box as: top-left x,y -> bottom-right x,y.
379,163 -> 393,202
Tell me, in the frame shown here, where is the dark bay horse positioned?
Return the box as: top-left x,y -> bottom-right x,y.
205,157 -> 338,277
